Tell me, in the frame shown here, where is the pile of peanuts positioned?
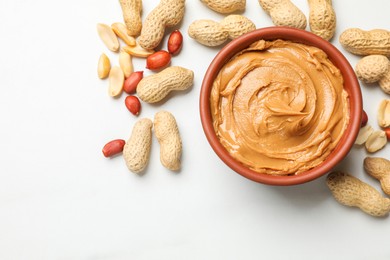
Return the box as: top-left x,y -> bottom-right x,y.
98,0 -> 194,173
96,0 -> 390,217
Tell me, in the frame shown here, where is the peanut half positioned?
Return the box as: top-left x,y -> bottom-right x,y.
308,0 -> 336,41
365,130 -> 387,153
97,53 -> 111,79
108,66 -> 124,97
122,43 -> 155,58
97,23 -> 120,52
119,51 -> 134,78
339,28 -> 390,56
188,15 -> 256,47
378,99 -> 390,128
258,0 -> 307,29
154,111 -> 182,171
200,0 -> 246,14
123,118 -> 153,173
326,171 -> 390,217
137,66 -> 194,103
355,124 -> 374,145
111,22 -> 136,46
364,157 -> 390,196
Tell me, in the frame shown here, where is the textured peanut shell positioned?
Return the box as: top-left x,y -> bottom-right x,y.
200,0 -> 246,14
326,171 -> 390,217
154,111 -> 182,171
123,118 -> 153,174
138,0 -> 185,50
137,66 -> 194,103
379,71 -> 390,94
355,55 -> 389,84
364,157 -> 390,196
308,0 -> 336,41
188,20 -> 228,46
258,0 -> 307,29
220,15 -> 256,39
339,28 -> 390,56
188,15 -> 256,47
119,0 -> 142,36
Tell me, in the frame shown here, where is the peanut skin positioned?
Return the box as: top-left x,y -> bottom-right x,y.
326,171 -> 390,217
154,111 -> 182,171
138,0 -> 185,50
339,28 -> 390,56
188,15 -> 256,47
258,0 -> 307,29
200,0 -> 246,14
308,0 -> 336,41
136,66 -> 194,103
364,157 -> 390,196
119,0 -> 142,36
123,118 -> 153,173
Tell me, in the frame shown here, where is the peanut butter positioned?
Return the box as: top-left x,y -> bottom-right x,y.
210,39 -> 350,175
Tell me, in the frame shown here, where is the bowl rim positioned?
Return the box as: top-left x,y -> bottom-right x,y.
199,26 -> 363,186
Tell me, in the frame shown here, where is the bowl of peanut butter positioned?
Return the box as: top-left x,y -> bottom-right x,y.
200,26 -> 362,185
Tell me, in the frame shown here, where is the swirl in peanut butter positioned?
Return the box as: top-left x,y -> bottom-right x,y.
210,40 -> 350,175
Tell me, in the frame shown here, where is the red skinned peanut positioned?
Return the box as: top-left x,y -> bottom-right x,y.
146,50 -> 171,70
168,30 -> 183,55
125,95 -> 141,115
361,110 -> 368,127
123,71 -> 143,94
102,139 -> 126,157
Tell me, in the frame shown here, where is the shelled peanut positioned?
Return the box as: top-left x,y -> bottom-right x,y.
119,51 -> 134,78
97,53 -> 111,79
108,66 -> 125,97
167,30 -> 183,55
146,50 -> 171,70
125,96 -> 141,115
188,15 -> 256,47
378,100 -> 390,128
97,23 -> 120,52
102,139 -> 126,158
111,22 -> 136,46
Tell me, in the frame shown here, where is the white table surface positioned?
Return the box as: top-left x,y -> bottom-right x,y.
1,0 -> 390,259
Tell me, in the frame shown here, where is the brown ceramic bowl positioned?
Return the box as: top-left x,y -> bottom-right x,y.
200,27 -> 362,186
